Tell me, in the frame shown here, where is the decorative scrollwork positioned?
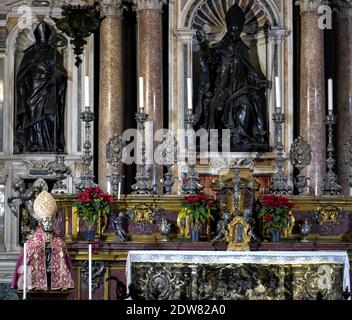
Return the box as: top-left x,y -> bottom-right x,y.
157,132 -> 178,194
106,134 -> 125,170
343,136 -> 352,188
289,137 -> 312,172
315,206 -> 341,225
81,261 -> 105,293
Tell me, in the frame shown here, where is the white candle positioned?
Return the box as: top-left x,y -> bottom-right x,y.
118,182 -> 121,201
88,244 -> 92,300
23,242 -> 27,300
187,78 -> 193,110
84,76 -> 90,107
107,180 -> 111,195
139,76 -> 144,112
275,76 -> 281,110
328,79 -> 333,112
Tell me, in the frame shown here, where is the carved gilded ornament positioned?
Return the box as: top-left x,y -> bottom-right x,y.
227,216 -> 251,251
316,206 -> 341,225
130,203 -> 154,224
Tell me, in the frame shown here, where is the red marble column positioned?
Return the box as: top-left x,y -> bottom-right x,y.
298,0 -> 326,195
336,9 -> 352,195
98,1 -> 124,191
136,0 -> 164,193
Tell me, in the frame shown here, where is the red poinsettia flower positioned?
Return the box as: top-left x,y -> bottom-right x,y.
75,187 -> 113,227
259,194 -> 294,237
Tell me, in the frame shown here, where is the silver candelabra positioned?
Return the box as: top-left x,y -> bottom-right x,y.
131,111 -> 153,194
181,109 -> 203,194
76,107 -> 97,191
322,113 -> 341,195
271,108 -> 292,194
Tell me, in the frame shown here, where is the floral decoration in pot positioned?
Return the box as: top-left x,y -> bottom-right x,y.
258,194 -> 294,240
75,187 -> 113,237
178,193 -> 214,240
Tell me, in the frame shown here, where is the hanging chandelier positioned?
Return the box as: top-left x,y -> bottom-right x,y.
49,1 -> 105,67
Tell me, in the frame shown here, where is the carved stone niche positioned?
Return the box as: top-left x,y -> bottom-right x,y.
170,0 -> 290,175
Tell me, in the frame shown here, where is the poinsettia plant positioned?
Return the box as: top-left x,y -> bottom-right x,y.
178,193 -> 214,231
258,194 -> 294,236
75,187 -> 113,228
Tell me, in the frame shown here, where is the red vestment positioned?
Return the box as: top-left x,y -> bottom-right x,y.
12,228 -> 75,291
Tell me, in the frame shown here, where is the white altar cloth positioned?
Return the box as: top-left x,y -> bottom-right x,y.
126,250 -> 351,293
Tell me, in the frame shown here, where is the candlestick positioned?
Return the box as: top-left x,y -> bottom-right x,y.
23,242 -> 27,300
88,244 -> 92,300
85,76 -> 90,107
275,76 -> 281,110
187,78 -> 193,110
107,180 -> 111,195
118,182 -> 121,201
139,76 -> 144,112
328,79 -> 333,113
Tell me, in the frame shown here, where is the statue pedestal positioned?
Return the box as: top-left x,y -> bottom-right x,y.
17,290 -> 70,300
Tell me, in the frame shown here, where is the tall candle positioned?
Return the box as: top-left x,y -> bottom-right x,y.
139,76 -> 144,112
85,76 -> 90,107
107,180 -> 111,195
23,242 -> 27,300
88,244 -> 92,300
187,78 -> 193,110
118,182 -> 121,201
275,76 -> 281,110
328,79 -> 333,112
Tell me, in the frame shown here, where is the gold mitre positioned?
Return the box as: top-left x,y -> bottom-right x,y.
33,190 -> 57,220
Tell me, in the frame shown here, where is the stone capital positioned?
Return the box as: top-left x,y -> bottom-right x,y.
296,0 -> 329,11
267,27 -> 291,43
133,0 -> 163,11
101,0 -> 124,16
335,1 -> 352,19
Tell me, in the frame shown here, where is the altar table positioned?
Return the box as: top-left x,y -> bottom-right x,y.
126,251 -> 351,300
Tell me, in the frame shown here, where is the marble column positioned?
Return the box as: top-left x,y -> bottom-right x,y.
336,6 -> 352,195
98,0 -> 124,191
297,0 -> 326,195
136,0 -> 164,193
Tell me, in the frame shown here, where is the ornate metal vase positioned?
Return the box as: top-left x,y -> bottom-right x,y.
159,217 -> 171,242
300,220 -> 311,242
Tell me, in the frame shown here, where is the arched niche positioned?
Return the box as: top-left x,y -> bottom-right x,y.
3,14 -> 95,157
170,0 -> 290,173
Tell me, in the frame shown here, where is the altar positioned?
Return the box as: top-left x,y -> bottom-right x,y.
126,251 -> 351,300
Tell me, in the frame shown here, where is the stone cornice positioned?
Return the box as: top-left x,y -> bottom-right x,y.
101,0 -> 125,16
296,0 -> 329,11
133,0 -> 163,11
